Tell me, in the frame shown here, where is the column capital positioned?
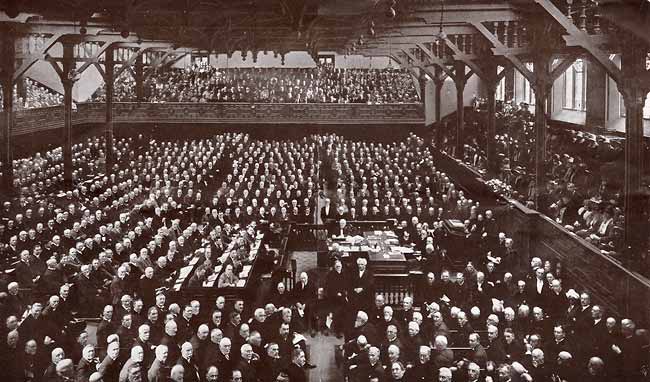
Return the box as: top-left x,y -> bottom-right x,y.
61,72 -> 79,89
533,76 -> 553,100
619,76 -> 649,109
454,75 -> 467,90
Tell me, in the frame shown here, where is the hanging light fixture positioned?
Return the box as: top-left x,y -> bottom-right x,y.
434,0 -> 446,41
387,0 -> 397,18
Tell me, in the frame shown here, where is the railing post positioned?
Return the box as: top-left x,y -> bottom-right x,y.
1,29 -> 16,193
61,39 -> 77,188
454,62 -> 467,159
105,46 -> 115,171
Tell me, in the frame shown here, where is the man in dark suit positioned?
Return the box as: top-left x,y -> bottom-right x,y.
320,198 -> 334,223
545,279 -> 568,321
97,341 -> 121,382
348,257 -> 374,314
259,342 -> 286,382
15,250 -> 39,290
353,346 -> 384,382
160,320 -> 181,365
349,311 -> 379,346
286,348 -> 307,382
236,344 -> 258,382
215,337 -> 233,381
76,265 -> 101,316
613,319 -> 644,382
292,272 -> 317,335
562,183 -> 583,225
331,218 -> 356,238
76,345 -> 99,382
527,267 -> 549,311
134,324 -> 156,369
147,344 -> 169,382
176,342 -> 200,382
96,305 -> 116,351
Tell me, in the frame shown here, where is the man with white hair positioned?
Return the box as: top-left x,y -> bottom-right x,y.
406,345 -> 435,381
466,362 -> 484,382
528,348 -> 551,382
98,341 -> 121,381
351,310 -> 378,345
396,296 -> 415,326
189,324 -> 210,366
110,266 -> 129,305
438,366 -> 453,382
169,364 -> 184,382
216,337 -> 233,379
43,347 -> 65,380
147,344 -> 168,382
134,324 -> 155,368
249,307 -> 271,341
467,332 -> 488,369
432,335 -> 454,368
176,342 -> 200,382
404,321 -> 425,363
292,271 -> 317,336
236,343 -> 258,381
349,257 -> 374,312
613,318 -> 644,381
76,344 -> 98,381
353,346 -> 383,381
75,263 -> 96,311
119,345 -> 145,382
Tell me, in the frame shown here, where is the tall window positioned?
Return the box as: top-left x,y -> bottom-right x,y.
318,55 -> 335,66
192,54 -> 209,66
563,59 -> 587,111
522,62 -> 535,106
496,65 -> 506,101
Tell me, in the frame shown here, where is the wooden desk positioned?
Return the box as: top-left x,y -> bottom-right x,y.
171,231 -> 267,308
328,230 -> 412,274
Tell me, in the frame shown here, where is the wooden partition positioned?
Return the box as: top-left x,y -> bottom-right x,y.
513,204 -> 650,324
434,150 -> 650,325
1,102 -> 425,136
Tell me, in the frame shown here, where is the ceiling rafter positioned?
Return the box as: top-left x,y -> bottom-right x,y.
472,21 -> 535,84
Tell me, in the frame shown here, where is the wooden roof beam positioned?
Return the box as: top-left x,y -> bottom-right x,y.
415,43 -> 457,80
12,32 -> 63,82
443,37 -> 486,81
472,21 -> 535,84
533,0 -> 622,85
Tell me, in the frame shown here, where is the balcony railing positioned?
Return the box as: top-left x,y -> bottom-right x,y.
0,102 -> 425,136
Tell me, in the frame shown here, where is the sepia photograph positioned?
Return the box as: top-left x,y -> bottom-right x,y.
0,0 -> 649,381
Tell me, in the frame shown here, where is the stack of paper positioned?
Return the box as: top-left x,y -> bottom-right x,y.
239,265 -> 252,278
203,273 -> 218,287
